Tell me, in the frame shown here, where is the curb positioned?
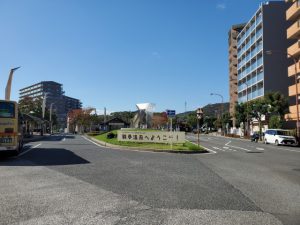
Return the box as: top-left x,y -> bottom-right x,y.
84,135 -> 208,154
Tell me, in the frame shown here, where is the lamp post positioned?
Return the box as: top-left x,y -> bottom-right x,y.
50,103 -> 55,134
210,93 -> 224,135
196,108 -> 203,146
265,50 -> 300,139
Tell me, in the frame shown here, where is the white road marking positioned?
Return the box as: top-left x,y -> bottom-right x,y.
225,141 -> 251,152
201,147 -> 217,154
256,147 -> 264,151
82,136 -> 106,148
223,147 -> 236,152
17,143 -> 42,157
213,147 -> 225,152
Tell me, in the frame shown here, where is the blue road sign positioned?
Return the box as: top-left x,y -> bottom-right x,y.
166,110 -> 176,117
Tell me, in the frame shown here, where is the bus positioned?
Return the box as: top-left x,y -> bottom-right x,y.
0,100 -> 24,155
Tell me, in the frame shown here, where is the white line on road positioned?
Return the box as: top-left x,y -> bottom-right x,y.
223,147 -> 236,152
201,147 -> 217,154
17,143 -> 42,157
82,136 -> 106,148
225,141 -> 251,152
256,147 -> 264,151
213,147 -> 225,152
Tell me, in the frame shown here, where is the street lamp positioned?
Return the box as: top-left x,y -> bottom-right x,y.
210,93 -> 224,135
196,108 -> 204,146
265,50 -> 300,139
50,103 -> 56,134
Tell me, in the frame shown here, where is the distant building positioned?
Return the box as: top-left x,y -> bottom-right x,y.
237,1 -> 291,105
19,81 -> 82,128
100,118 -> 130,131
228,23 -> 245,127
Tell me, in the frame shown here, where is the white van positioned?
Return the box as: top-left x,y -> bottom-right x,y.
264,129 -> 297,146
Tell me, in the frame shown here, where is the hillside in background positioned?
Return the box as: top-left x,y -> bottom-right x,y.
177,102 -> 230,118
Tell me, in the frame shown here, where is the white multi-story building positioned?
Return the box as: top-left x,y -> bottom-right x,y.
237,1 -> 291,103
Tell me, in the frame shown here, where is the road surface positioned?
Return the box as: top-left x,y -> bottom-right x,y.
0,134 -> 299,225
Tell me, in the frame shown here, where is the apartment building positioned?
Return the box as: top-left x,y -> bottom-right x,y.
237,2 -> 291,105
19,81 -> 82,128
286,0 -> 300,128
229,24 -> 245,127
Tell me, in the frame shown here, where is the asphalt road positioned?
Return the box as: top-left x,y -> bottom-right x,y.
0,134 -> 299,225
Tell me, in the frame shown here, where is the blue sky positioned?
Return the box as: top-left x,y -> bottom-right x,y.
0,0 -> 269,113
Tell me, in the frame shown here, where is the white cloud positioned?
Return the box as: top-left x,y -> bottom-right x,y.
216,3 -> 226,10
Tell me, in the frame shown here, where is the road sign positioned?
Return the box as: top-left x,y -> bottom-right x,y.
166,110 -> 176,117
196,108 -> 203,119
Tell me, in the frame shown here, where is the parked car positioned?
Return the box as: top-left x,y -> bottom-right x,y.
250,132 -> 259,142
264,129 -> 297,146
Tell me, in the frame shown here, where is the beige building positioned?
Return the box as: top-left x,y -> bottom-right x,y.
286,0 -> 300,128
229,24 -> 245,127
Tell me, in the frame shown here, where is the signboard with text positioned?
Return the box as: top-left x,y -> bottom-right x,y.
166,110 -> 176,118
117,131 -> 185,144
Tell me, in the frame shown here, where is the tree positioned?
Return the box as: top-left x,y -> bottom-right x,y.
152,113 -> 168,128
221,112 -> 232,133
110,111 -> 135,124
234,102 -> 247,128
269,115 -> 283,129
68,108 -> 94,133
249,98 -> 269,139
264,91 -> 289,120
186,112 -> 198,128
203,116 -> 217,130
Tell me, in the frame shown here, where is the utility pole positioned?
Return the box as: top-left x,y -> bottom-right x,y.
41,93 -> 48,136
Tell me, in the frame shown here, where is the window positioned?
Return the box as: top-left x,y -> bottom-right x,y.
0,102 -> 15,118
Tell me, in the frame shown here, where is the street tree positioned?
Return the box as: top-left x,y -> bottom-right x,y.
234,102 -> 247,128
264,91 -> 289,119
221,112 -> 232,133
249,98 -> 269,139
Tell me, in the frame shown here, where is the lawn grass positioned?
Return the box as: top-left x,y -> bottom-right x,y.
93,130 -> 206,152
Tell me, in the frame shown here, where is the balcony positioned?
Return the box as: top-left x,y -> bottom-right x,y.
288,61 -> 300,77
287,20 -> 300,39
284,103 -> 300,120
284,112 -> 297,121
287,0 -> 300,21
289,83 -> 300,96
230,58 -> 238,66
288,40 -> 300,57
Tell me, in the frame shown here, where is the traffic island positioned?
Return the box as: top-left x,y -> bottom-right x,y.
87,130 -> 208,154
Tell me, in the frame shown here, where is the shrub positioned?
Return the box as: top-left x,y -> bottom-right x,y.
107,132 -> 116,139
